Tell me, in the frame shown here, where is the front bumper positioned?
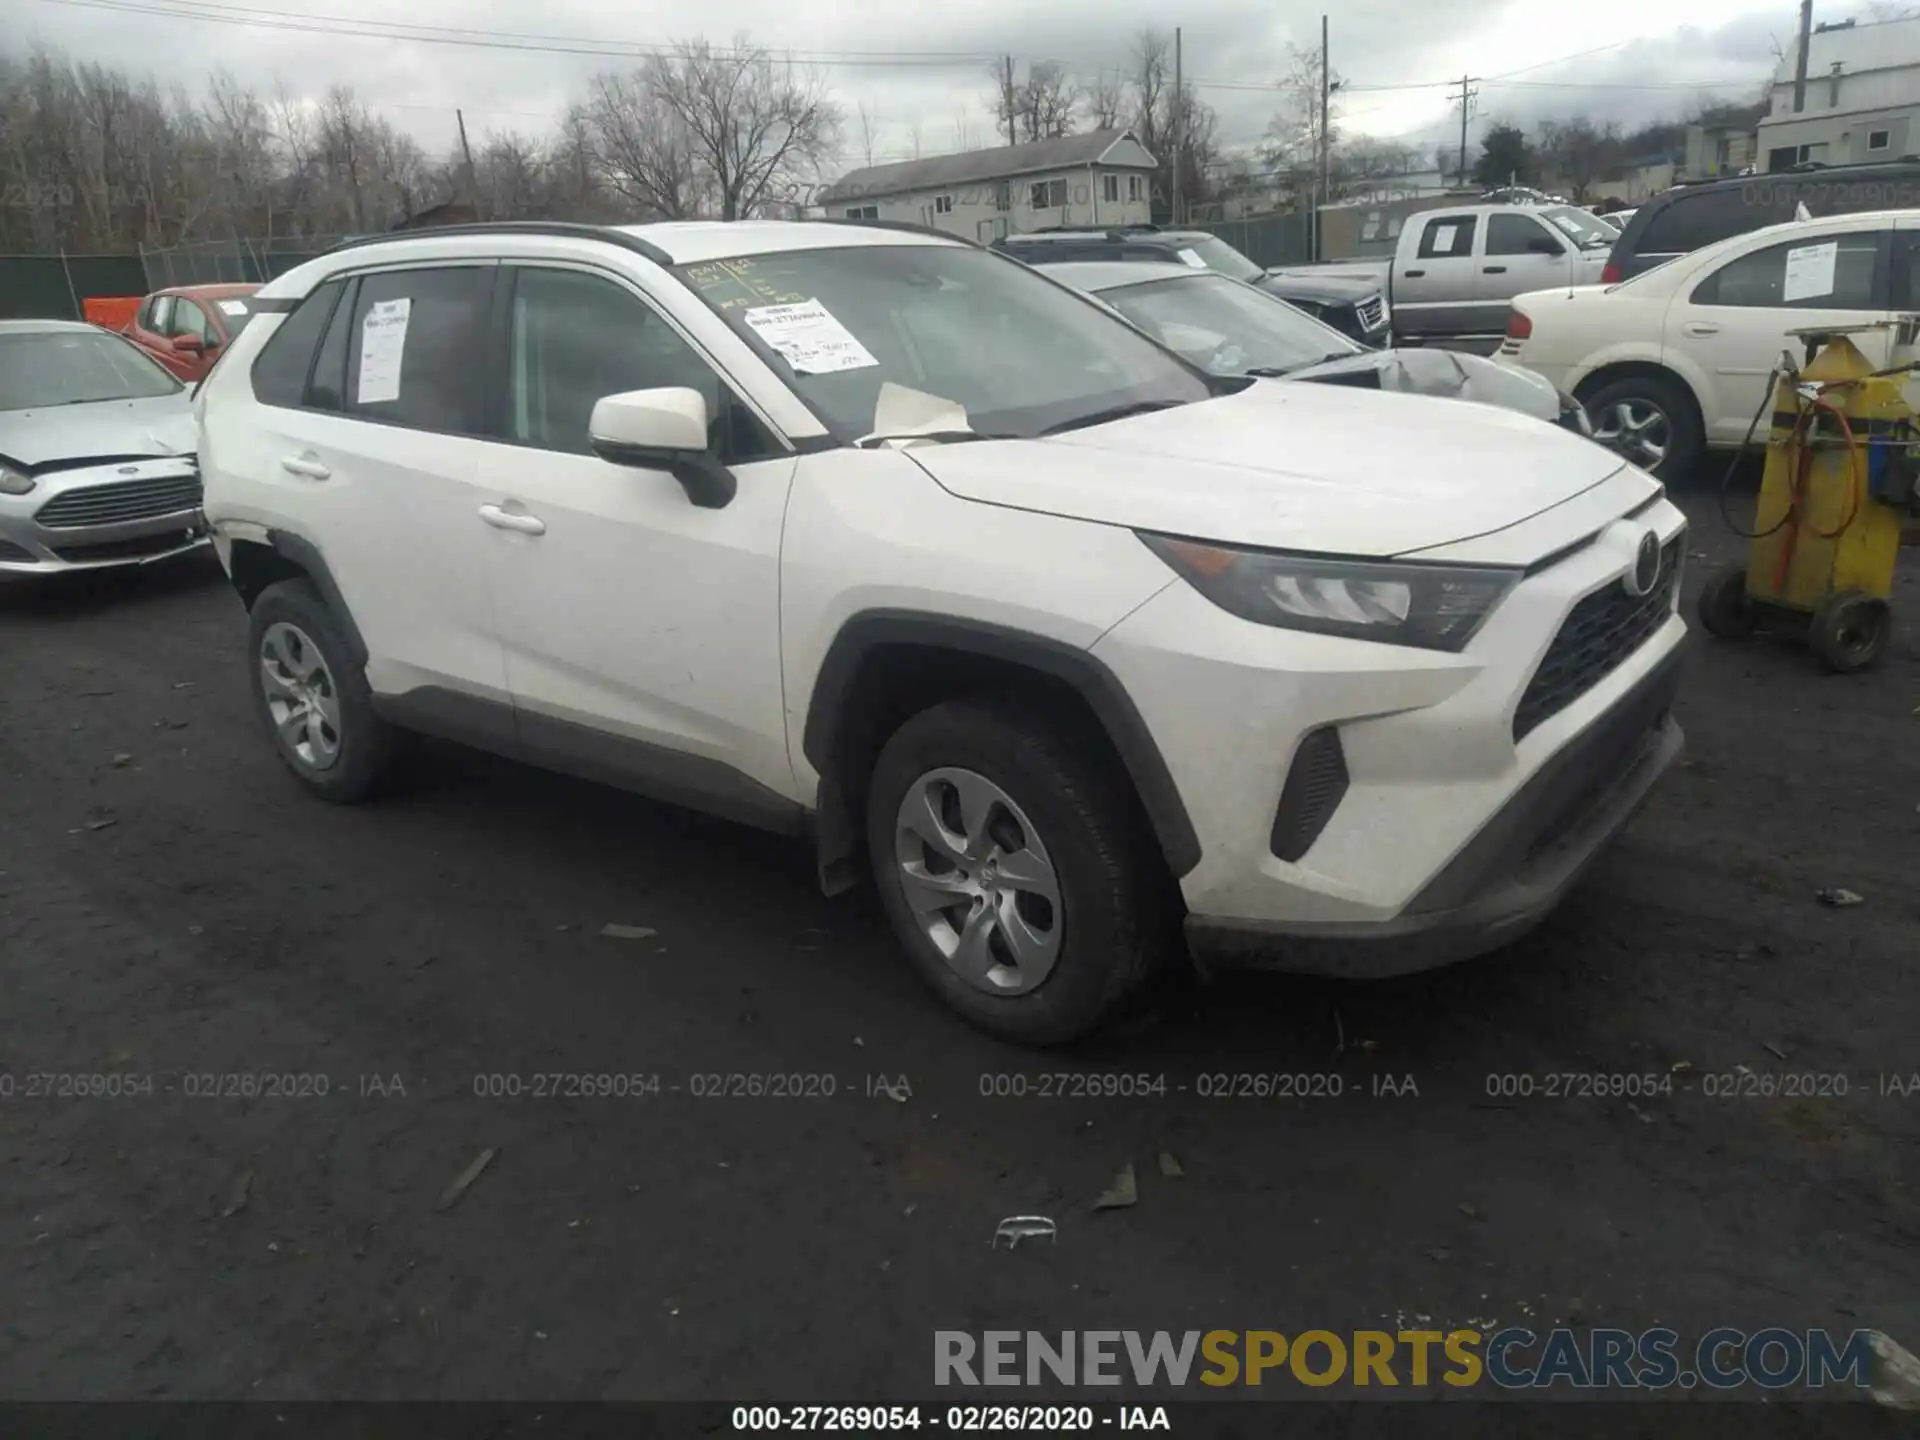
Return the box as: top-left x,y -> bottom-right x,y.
0,459 -> 208,574
1186,647 -> 1684,977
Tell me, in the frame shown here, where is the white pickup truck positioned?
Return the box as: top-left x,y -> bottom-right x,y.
1272,202 -> 1618,349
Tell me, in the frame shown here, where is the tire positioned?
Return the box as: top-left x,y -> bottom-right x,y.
246,578 -> 399,802
1808,591 -> 1891,674
865,695 -> 1177,1046
1582,374 -> 1702,481
1697,566 -> 1756,640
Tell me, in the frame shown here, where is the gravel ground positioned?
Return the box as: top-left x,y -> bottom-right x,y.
0,478 -> 1916,1420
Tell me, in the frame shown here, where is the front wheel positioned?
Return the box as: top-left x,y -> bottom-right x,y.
865,696 -> 1177,1046
247,579 -> 400,801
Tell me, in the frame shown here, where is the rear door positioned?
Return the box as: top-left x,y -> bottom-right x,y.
1665,225 -> 1892,444
1396,212 -> 1481,339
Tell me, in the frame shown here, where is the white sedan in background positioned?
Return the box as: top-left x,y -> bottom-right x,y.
1497,209 -> 1920,478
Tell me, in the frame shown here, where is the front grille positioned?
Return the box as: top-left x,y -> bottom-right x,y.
34,473 -> 202,530
49,526 -> 206,564
1513,535 -> 1682,742
1354,296 -> 1387,331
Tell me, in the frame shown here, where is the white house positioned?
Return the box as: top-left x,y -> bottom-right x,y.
814,130 -> 1158,244
1757,15 -> 1920,170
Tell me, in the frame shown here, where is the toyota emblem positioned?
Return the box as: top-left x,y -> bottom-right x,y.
1624,532 -> 1662,597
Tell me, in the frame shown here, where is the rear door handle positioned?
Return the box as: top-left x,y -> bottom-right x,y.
1483,265 -> 1507,274
479,504 -> 546,536
1684,321 -> 1722,337
279,455 -> 330,480
1403,269 -> 1426,278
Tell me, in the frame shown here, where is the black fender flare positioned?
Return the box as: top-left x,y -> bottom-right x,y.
801,611 -> 1202,888
264,529 -> 368,668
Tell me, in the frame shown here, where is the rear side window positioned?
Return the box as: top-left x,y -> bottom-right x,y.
1417,216 -> 1476,259
1892,231 -> 1920,307
1638,189 -> 1770,255
250,279 -> 345,408
1691,232 -> 1885,309
344,267 -> 491,434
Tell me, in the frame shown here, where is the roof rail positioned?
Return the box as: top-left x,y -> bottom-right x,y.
323,220 -> 674,267
811,217 -> 980,247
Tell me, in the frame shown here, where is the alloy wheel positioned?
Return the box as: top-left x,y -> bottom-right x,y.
1589,398 -> 1671,468
259,621 -> 342,772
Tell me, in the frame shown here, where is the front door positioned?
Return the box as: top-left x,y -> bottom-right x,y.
472,263 -> 799,818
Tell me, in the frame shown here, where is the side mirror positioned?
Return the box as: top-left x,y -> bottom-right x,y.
1527,235 -> 1566,256
588,387 -> 735,509
172,334 -> 205,354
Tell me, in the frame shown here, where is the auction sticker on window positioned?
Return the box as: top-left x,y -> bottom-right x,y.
1175,247 -> 1209,269
357,297 -> 410,404
743,299 -> 878,374
217,299 -> 249,317
1782,241 -> 1838,303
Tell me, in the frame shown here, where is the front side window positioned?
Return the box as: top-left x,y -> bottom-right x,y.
169,300 -> 213,343
1486,214 -> 1555,256
1692,231 -> 1883,309
1418,216 -> 1477,259
677,245 -> 1211,443
251,279 -> 344,408
0,328 -> 183,409
1098,273 -> 1359,376
144,295 -> 174,335
503,266 -> 774,462
343,266 -> 491,434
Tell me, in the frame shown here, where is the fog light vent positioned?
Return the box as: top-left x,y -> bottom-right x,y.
1270,726 -> 1349,862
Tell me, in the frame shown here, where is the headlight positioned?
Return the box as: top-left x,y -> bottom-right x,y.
0,463 -> 35,495
1138,533 -> 1519,651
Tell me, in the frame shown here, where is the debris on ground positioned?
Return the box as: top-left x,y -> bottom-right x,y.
436,1148 -> 497,1212
221,1169 -> 254,1219
1816,888 -> 1865,907
992,1215 -> 1057,1250
1670,1060 -> 1694,1074
1458,1202 -> 1483,1221
111,753 -> 132,768
1093,1163 -> 1138,1211
85,817 -> 117,832
598,924 -> 657,940
1426,1247 -> 1451,1262
1866,1331 -> 1920,1410
1157,1152 -> 1184,1178
1763,1040 -> 1790,1061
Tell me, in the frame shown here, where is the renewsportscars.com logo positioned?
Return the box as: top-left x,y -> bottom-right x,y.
934,1328 -> 1876,1392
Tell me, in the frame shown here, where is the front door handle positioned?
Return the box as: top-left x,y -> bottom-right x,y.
280,455 -> 330,480
1403,269 -> 1426,278
1483,265 -> 1507,274
479,504 -> 546,536
1684,321 -> 1722,337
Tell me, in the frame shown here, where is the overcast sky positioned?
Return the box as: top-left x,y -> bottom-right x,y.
10,0 -> 1902,173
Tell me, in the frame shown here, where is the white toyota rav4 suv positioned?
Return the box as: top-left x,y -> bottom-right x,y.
196,218 -> 1689,1045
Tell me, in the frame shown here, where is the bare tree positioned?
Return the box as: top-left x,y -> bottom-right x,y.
1262,41 -> 1341,197
907,118 -> 923,160
640,36 -> 841,220
582,70 -> 706,219
1535,116 -> 1620,201
1087,71 -> 1127,130
855,99 -> 880,167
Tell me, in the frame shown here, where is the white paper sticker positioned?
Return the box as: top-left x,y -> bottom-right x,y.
1176,247 -> 1208,269
357,298 -> 410,405
1782,241 -> 1838,303
742,299 -> 878,375
217,298 -> 249,317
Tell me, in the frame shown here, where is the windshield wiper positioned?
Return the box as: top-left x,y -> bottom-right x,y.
1037,399 -> 1189,436
1245,353 -> 1357,378
854,429 -> 999,449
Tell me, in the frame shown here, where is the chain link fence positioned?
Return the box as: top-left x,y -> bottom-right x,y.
0,253 -> 151,321
137,235 -> 351,290
1194,213 -> 1313,269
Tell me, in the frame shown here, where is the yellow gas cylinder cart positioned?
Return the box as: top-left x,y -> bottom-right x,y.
1697,322 -> 1918,673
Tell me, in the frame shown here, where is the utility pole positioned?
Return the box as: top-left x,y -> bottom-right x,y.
1792,0 -> 1814,113
1002,56 -> 1018,147
455,108 -> 478,215
1173,27 -> 1184,225
1315,14 -> 1330,261
1450,75 -> 1479,186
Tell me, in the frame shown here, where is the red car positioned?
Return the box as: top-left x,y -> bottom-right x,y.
122,283 -> 262,383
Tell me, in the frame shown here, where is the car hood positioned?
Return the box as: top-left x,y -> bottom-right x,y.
908,381 -> 1626,558
0,393 -> 195,471
1286,348 -> 1560,422
1256,270 -> 1384,302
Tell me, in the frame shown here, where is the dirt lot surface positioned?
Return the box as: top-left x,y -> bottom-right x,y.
1,479 -> 1916,1422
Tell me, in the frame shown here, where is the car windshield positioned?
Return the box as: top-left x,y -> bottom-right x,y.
1542,206 -> 1617,249
0,329 -> 183,410
1169,236 -> 1266,283
1096,273 -> 1360,376
678,245 -> 1213,442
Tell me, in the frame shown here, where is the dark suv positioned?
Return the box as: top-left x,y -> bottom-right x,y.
994,225 -> 1391,347
1604,159 -> 1920,281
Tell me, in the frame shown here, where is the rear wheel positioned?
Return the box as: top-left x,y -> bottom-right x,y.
1808,591 -> 1890,674
1583,374 -> 1702,480
247,579 -> 399,801
865,695 -> 1176,1046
